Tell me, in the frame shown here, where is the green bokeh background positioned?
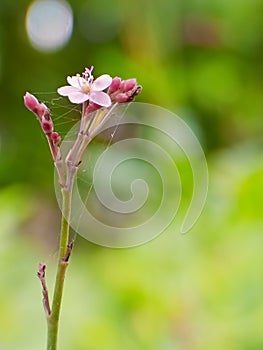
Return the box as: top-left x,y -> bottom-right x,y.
1,0 -> 263,349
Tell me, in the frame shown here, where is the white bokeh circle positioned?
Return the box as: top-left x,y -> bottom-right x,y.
26,0 -> 73,52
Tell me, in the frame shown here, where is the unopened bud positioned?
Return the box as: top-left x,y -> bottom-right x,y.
120,79 -> 137,93
24,92 -> 39,111
24,92 -> 50,119
42,120 -> 53,133
115,93 -> 130,103
43,107 -> 51,120
36,103 -> 47,118
86,102 -> 102,113
108,77 -> 121,94
131,85 -> 142,98
51,132 -> 61,144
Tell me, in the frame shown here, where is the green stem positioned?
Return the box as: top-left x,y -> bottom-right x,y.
46,188 -> 72,350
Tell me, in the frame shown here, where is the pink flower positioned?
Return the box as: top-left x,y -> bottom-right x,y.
57,69 -> 112,106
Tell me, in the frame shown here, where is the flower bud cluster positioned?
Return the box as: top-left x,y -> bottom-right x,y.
107,77 -> 142,103
24,92 -> 61,161
24,92 -> 61,145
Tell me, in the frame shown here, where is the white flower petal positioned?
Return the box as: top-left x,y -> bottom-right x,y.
92,74 -> 112,91
68,92 -> 89,104
57,86 -> 78,96
67,76 -> 84,89
90,91 -> 111,107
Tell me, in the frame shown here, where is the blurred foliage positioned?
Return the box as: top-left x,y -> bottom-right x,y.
0,0 -> 263,349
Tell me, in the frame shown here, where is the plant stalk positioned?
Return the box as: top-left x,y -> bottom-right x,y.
46,187 -> 72,350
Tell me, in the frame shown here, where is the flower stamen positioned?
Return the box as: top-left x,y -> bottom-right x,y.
81,82 -> 91,94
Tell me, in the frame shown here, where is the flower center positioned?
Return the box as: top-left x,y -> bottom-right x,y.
81,82 -> 91,94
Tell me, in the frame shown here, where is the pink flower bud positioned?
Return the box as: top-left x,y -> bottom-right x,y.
37,103 -> 47,118
24,92 -> 39,111
86,102 -> 103,113
131,85 -> 142,98
108,77 -> 121,94
120,79 -> 137,93
24,92 -> 50,120
51,132 -> 61,144
42,120 -> 53,133
115,93 -> 130,103
43,108 -> 51,120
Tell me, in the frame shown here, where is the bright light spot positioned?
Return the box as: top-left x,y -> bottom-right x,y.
26,0 -> 73,53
